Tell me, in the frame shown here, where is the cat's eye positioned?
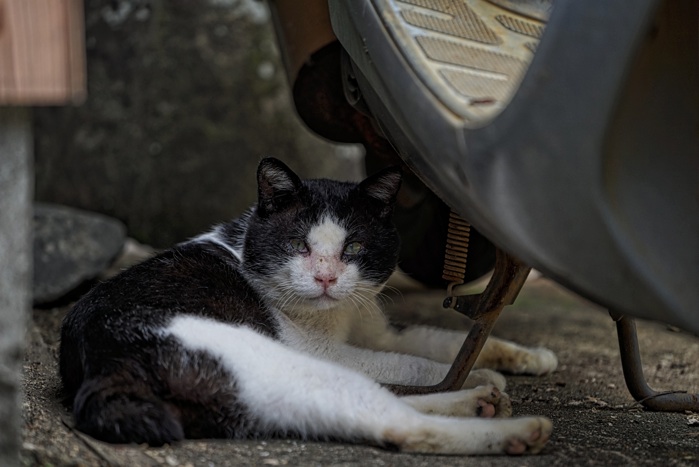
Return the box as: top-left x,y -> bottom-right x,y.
343,242 -> 363,256
289,238 -> 309,254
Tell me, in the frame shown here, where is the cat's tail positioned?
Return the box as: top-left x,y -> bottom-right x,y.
72,375 -> 184,446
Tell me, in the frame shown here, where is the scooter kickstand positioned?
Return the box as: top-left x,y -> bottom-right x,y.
387,249 -> 531,395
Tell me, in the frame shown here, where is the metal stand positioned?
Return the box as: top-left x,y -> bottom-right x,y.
611,312 -> 699,411
388,249 -> 531,395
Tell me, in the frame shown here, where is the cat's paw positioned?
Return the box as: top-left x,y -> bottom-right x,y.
401,384 -> 512,418
503,417 -> 553,455
477,339 -> 558,376
473,385 -> 512,419
520,347 -> 558,376
463,369 -> 506,391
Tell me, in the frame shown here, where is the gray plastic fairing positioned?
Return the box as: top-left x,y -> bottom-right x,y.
329,0 -> 699,333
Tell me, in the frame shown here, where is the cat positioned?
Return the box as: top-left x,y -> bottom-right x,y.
59,157 -> 557,455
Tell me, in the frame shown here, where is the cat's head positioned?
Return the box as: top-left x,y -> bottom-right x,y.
242,157 -> 402,314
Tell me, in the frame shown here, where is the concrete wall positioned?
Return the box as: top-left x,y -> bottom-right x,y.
33,0 -> 362,247
0,108 -> 32,467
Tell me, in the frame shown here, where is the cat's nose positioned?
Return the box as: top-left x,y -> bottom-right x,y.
314,274 -> 337,289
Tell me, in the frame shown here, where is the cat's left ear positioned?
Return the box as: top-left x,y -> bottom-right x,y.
257,158 -> 302,216
358,166 -> 402,218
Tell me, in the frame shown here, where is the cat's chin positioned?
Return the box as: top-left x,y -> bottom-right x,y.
304,294 -> 343,311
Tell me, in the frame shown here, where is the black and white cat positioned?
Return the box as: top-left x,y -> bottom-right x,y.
59,158 -> 557,455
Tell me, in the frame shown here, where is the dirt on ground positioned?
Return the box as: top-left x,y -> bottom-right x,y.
22,277 -> 699,466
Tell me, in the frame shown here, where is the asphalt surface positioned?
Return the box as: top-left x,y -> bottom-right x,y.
22,276 -> 699,466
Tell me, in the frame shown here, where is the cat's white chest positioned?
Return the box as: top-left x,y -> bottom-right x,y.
276,304 -> 355,354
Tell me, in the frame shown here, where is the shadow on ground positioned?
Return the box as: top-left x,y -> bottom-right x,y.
22,278 -> 699,466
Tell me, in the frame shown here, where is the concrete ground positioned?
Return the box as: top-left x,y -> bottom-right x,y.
22,276 -> 699,466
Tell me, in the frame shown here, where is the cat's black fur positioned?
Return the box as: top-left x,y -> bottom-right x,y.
59,158 -> 402,445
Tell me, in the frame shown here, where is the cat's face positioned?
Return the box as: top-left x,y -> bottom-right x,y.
242,158 -> 401,314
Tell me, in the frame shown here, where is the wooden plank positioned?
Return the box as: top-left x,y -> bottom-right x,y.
0,0 -> 86,105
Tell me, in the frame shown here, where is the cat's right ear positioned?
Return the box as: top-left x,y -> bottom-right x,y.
257,158 -> 302,216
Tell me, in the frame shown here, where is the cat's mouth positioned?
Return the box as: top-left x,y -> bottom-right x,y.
306,292 -> 342,308
313,292 -> 339,302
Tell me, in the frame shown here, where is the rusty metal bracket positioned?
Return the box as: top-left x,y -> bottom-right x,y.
387,249 -> 531,395
611,312 -> 699,411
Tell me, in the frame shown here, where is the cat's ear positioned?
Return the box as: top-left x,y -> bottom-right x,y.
257,158 -> 302,215
358,166 -> 402,218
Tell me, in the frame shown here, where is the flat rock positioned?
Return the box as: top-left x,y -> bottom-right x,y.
33,203 -> 126,305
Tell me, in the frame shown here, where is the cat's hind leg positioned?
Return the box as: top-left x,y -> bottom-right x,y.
168,316 -> 551,455
384,415 -> 552,455
71,337 -> 243,445
73,373 -> 184,446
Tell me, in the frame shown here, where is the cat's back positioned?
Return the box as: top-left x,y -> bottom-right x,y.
59,236 -> 280,396
64,238 -> 278,337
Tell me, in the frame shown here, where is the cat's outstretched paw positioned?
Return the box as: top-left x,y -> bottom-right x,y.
477,339 -> 558,376
400,384 -> 512,418
503,417 -> 553,455
473,385 -> 513,419
474,385 -> 512,418
381,412 -> 552,455
520,347 -> 558,376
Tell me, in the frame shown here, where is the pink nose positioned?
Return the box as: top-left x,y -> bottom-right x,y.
314,275 -> 337,289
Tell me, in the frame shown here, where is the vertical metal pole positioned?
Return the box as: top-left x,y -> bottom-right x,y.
0,108 -> 33,467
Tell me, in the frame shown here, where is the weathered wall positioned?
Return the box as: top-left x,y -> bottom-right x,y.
33,0 -> 362,247
0,108 -> 32,467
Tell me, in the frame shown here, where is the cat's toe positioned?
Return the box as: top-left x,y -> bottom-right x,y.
476,398 -> 496,418
474,385 -> 512,418
494,390 -> 513,418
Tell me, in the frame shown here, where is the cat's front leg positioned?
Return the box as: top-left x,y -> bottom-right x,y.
360,323 -> 558,376
316,340 -> 465,386
323,338 -> 511,389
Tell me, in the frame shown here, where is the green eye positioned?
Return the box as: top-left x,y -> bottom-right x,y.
343,242 -> 363,256
290,238 -> 309,253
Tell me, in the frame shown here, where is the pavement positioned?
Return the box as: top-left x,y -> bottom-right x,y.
21,276 -> 699,466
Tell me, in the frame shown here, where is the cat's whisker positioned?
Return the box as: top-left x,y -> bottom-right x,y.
346,294 -> 366,319
348,291 -> 381,322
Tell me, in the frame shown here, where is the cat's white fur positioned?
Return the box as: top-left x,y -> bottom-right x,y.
166,316 -> 550,455
175,216 -> 556,455
192,226 -> 243,262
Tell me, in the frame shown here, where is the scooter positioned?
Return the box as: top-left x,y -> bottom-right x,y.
266,0 -> 698,410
